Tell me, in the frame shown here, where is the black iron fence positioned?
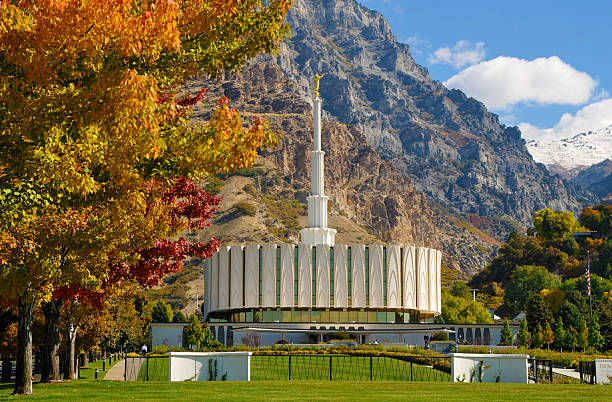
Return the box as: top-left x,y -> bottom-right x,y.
124,356 -> 169,381
579,361 -> 596,385
528,358 -> 552,383
251,354 -> 451,382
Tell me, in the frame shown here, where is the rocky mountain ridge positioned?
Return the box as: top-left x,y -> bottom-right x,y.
262,0 -> 595,238
188,63 -> 493,274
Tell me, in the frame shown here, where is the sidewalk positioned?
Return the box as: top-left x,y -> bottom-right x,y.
103,359 -> 144,381
552,367 -> 581,379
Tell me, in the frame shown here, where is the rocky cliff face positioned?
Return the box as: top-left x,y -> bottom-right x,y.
262,0 -> 594,236
189,63 -> 494,273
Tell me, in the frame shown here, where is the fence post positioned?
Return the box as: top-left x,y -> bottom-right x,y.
95,368 -> 99,380
370,356 -> 373,381
329,356 -> 332,381
288,355 -> 291,380
124,358 -> 127,381
410,361 -> 413,382
102,359 -> 106,371
146,356 -> 149,381
548,360 -> 552,383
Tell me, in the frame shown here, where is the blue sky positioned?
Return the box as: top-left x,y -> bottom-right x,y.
359,0 -> 612,141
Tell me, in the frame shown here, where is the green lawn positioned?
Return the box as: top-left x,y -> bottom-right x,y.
124,355 -> 449,382
1,380 -> 610,401
79,358 -> 118,380
251,355 -> 450,382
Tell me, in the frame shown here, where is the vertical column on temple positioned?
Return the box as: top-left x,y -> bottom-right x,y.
299,81 -> 336,246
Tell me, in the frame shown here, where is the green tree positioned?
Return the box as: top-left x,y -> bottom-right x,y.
558,301 -> 582,329
450,282 -> 471,299
578,317 -> 589,351
440,290 -> 493,324
543,321 -> 554,350
533,208 -> 580,241
499,318 -> 513,345
533,323 -> 544,349
501,265 -> 561,317
172,310 -> 187,323
566,327 -> 578,351
183,314 -> 212,349
518,316 -> 531,348
554,317 -> 566,351
150,300 -> 173,323
588,314 -> 604,350
525,294 -> 553,334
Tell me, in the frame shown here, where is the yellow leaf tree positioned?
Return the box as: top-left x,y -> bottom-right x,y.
0,0 -> 291,394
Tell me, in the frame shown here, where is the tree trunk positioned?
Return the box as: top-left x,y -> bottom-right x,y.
63,323 -> 78,380
41,299 -> 63,382
13,296 -> 35,395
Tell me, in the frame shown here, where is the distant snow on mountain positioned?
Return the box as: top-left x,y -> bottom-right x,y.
526,124 -> 612,171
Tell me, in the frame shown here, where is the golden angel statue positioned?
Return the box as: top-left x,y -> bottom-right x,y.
313,73 -> 327,97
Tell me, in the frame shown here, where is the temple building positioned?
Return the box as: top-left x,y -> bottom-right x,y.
202,81 -> 443,346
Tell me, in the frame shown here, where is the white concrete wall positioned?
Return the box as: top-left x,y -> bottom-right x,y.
402,246 -> 417,310
386,245 -> 401,308
450,353 -> 529,383
151,324 -> 186,347
316,245 -> 330,307
261,244 -> 276,308
230,245 -> 244,309
168,352 -> 251,381
206,244 -> 442,314
244,245 -> 260,307
217,246 -> 230,310
595,359 -> 612,384
333,244 -> 348,308
280,244 -> 294,308
369,245 -> 384,308
298,244 -> 312,307
351,245 -> 366,308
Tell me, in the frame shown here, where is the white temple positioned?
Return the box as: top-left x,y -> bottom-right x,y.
299,95 -> 336,246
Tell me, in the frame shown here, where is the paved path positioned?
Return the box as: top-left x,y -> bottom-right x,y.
552,367 -> 581,379
104,358 -> 144,381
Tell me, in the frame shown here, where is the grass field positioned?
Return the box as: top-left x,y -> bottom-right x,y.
1,380 -> 610,401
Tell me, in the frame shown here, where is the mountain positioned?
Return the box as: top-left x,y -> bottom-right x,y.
261,0 -> 593,237
526,125 -> 612,175
187,63 -> 491,275
572,159 -> 612,201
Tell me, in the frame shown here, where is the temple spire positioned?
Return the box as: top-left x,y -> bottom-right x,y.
299,76 -> 336,246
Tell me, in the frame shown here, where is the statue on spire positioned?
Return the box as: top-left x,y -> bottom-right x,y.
313,73 -> 326,98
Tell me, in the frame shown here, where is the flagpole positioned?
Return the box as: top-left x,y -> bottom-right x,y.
588,250 -> 592,320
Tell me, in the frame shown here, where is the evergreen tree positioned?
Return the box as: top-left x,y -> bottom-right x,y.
588,314 -> 604,350
554,317 -> 566,351
184,314 -> 206,349
533,323 -> 544,349
150,300 -> 173,323
566,327 -> 579,351
526,294 -> 553,333
578,317 -> 589,351
172,310 -> 187,323
518,316 -> 531,348
499,318 -> 513,345
543,321 -> 554,350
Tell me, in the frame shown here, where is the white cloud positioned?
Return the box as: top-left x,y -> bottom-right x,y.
519,98 -> 612,140
428,40 -> 485,69
444,56 -> 598,110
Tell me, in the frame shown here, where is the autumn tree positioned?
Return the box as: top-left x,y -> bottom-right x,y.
0,0 -> 292,394
533,209 -> 580,241
543,321 -> 554,350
